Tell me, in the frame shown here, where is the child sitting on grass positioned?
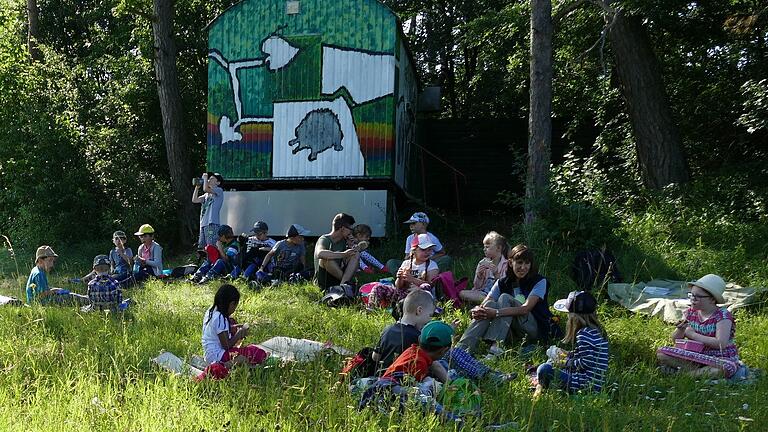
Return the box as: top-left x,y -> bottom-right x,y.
372,290 -> 515,384
26,246 -> 89,306
133,224 -> 163,281
256,224 -> 311,284
656,274 -> 743,379
386,212 -> 452,274
533,291 -> 608,397
237,220 -> 276,280
86,255 -> 123,311
347,224 -> 387,274
459,231 -> 509,304
192,225 -> 240,284
369,234 -> 439,308
198,284 -> 269,380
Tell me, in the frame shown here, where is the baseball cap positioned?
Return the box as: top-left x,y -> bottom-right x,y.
93,254 -> 110,267
553,291 -> 597,314
287,224 -> 311,237
251,221 -> 269,233
112,230 -> 127,239
134,224 -> 155,236
35,245 -> 58,261
404,212 -> 429,224
411,233 -> 436,250
419,320 -> 454,348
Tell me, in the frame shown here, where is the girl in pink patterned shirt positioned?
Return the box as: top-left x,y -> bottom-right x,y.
656,274 -> 740,378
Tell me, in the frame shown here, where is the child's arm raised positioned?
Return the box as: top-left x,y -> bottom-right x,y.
217,325 -> 247,350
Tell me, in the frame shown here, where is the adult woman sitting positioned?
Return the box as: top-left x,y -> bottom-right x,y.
456,244 -> 557,355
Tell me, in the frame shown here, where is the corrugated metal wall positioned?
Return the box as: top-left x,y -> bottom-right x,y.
207,0 -> 405,181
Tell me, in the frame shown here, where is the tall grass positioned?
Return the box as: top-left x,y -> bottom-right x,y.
0,212 -> 766,431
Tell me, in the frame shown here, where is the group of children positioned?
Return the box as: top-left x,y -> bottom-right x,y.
26,224 -> 162,311
23,208 -> 748,423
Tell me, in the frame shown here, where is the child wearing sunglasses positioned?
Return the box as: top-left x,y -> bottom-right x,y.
656,274 -> 741,378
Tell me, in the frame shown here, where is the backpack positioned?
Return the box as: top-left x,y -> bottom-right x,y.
430,271 -> 468,308
437,377 -> 482,416
339,347 -> 377,381
571,249 -> 622,292
320,284 -> 357,307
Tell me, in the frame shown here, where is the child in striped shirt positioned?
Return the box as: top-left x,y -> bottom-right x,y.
533,291 -> 609,397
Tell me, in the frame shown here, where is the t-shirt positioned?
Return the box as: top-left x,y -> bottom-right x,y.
201,307 -> 231,364
313,234 -> 346,271
199,186 -> 224,226
109,247 -> 134,276
397,259 -> 439,289
564,327 -> 609,392
373,322 -> 421,371
382,344 -> 433,382
487,278 -> 547,302
403,232 -> 444,256
246,236 -> 277,254
26,266 -> 49,304
271,239 -> 305,271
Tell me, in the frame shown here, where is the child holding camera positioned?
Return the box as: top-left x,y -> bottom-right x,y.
191,172 -> 224,248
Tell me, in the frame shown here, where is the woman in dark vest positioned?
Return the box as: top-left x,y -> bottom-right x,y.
456,244 -> 556,354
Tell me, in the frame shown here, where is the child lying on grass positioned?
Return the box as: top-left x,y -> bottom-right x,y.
197,284 -> 269,380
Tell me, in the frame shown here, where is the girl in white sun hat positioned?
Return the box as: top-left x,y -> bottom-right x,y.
656,274 -> 742,378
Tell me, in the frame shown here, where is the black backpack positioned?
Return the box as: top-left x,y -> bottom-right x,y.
571,249 -> 622,292
320,284 -> 357,307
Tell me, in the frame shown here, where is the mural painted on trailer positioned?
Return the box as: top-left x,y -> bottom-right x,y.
207,0 -> 399,180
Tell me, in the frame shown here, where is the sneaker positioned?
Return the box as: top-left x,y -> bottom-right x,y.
488,345 -> 505,356
198,276 -> 212,284
487,371 -> 518,385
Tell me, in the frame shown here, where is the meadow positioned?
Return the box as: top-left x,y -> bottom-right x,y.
0,223 -> 765,432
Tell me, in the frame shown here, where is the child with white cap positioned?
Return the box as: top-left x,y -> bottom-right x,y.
532,290 -> 609,397
369,233 -> 439,308
656,274 -> 742,378
386,212 -> 452,274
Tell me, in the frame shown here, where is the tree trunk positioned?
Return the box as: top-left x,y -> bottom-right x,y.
608,8 -> 690,189
526,0 -> 553,225
27,0 -> 41,62
151,0 -> 196,247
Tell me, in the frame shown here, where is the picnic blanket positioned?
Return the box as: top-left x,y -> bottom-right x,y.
607,279 -> 760,323
257,337 -> 351,362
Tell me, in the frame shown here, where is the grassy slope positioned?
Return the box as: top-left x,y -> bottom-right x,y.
0,224 -> 766,431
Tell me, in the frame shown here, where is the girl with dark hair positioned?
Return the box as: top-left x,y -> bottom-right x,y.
456,244 -> 558,356
199,284 -> 268,379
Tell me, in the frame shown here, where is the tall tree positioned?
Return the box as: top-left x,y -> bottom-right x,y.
526,0 -> 553,224
26,0 -> 41,61
151,0 -> 196,246
605,2 -> 690,189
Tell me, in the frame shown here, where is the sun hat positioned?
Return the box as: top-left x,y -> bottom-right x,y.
112,230 -> 127,239
134,224 -> 155,236
411,233 -> 436,250
688,274 -> 726,304
35,245 -> 58,261
93,254 -> 110,267
404,212 -> 430,224
419,320 -> 454,348
553,291 -> 597,314
287,224 -> 311,237
251,221 -> 269,233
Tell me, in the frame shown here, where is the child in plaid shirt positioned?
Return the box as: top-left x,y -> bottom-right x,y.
87,255 -> 122,311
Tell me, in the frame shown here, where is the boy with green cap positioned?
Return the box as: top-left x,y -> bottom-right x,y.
359,320 -> 464,424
